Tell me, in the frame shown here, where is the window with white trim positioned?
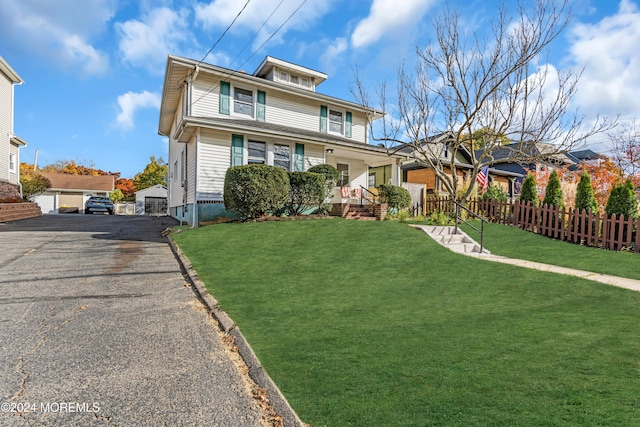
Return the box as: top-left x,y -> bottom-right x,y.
274,144 -> 291,170
9,153 -> 16,174
233,87 -> 254,117
329,110 -> 343,134
248,141 -> 266,164
290,75 -> 299,84
279,71 -> 289,82
337,163 -> 349,187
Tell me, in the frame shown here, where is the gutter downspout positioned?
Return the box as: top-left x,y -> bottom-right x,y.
191,131 -> 199,228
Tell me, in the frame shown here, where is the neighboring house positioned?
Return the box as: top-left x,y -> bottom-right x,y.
158,55 -> 406,225
33,173 -> 114,214
135,185 -> 168,215
480,142 -> 598,194
0,56 -> 28,200
400,133 -> 522,198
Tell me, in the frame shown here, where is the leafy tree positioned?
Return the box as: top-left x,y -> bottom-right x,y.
353,0 -> 612,204
19,163 -> 51,200
542,170 -> 563,208
461,127 -> 510,151
134,156 -> 168,190
115,178 -> 136,200
520,173 -> 538,206
109,188 -> 125,203
574,171 -> 598,214
42,160 -> 117,177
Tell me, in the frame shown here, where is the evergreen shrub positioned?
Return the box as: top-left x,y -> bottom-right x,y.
223,164 -> 290,219
308,164 -> 340,214
542,170 -> 563,209
376,184 -> 411,210
287,172 -> 324,215
519,173 -> 538,207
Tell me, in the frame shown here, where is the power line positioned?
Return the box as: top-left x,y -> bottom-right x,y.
190,0 -> 308,107
197,0 -> 252,67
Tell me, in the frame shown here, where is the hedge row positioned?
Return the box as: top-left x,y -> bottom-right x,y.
224,164 -> 338,219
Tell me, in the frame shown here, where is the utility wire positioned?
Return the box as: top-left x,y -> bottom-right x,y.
190,0 -> 308,107
197,0 -> 252,67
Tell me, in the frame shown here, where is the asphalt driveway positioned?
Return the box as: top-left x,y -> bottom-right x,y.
0,215 -> 265,426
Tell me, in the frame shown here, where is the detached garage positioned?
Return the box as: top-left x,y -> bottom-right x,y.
33,173 -> 114,214
135,185 -> 168,216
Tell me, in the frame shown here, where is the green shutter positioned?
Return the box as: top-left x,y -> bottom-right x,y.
231,134 -> 244,166
345,111 -> 352,138
294,143 -> 305,172
257,90 -> 266,122
320,105 -> 327,133
220,81 -> 230,115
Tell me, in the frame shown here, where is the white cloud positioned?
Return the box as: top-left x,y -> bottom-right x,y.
351,0 -> 437,48
0,0 -> 114,75
115,91 -> 161,130
194,0 -> 334,52
567,0 -> 640,118
116,7 -> 195,73
319,37 -> 347,73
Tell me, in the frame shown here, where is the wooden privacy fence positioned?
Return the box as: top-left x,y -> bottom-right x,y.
415,196 -> 640,253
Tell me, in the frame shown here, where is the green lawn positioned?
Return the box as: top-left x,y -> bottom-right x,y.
461,221 -> 640,280
173,219 -> 640,426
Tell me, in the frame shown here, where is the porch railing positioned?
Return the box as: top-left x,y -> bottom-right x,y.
359,185 -> 378,206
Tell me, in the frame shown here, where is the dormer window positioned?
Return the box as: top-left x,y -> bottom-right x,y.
300,77 -> 309,88
234,87 -> 254,117
279,70 -> 289,82
290,75 -> 299,84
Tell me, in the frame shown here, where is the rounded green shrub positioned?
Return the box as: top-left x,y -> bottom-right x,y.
482,183 -> 508,202
519,173 -> 538,206
223,164 -> 290,219
376,184 -> 411,210
287,171 -> 324,215
308,164 -> 340,213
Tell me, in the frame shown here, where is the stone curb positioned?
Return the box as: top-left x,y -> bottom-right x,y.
166,234 -> 304,427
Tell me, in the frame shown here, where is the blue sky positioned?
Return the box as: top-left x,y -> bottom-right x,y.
0,0 -> 638,178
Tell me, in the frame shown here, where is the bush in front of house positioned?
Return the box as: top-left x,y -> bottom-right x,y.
224,164 -> 290,219
376,184 -> 411,210
574,170 -> 598,214
606,178 -> 638,220
542,170 -> 563,209
287,171 -> 325,215
482,183 -> 508,202
20,168 -> 51,201
308,164 -> 340,214
519,173 -> 538,206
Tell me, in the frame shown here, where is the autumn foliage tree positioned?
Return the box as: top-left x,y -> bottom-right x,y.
134,156 -> 168,190
42,160 -> 118,177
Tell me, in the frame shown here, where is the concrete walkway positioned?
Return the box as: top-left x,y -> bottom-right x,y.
412,224 -> 640,293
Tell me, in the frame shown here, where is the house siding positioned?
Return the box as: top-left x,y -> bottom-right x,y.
197,129 -> 231,201
190,74 -> 368,144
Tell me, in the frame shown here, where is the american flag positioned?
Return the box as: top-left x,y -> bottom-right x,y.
476,166 -> 489,191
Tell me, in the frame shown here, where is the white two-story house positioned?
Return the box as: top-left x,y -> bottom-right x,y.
158,55 -> 405,225
0,56 -> 28,200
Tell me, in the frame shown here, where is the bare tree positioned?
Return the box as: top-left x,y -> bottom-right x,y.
608,118 -> 640,178
353,0 -> 614,204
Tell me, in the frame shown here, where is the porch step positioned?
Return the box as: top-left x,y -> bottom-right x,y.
344,205 -> 376,221
410,225 -> 490,255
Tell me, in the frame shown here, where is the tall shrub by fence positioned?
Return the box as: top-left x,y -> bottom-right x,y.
416,196 -> 639,253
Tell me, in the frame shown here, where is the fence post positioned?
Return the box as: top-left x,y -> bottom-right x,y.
635,217 -> 640,253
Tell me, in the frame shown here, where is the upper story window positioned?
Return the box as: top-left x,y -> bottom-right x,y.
290,75 -> 299,84
279,71 -> 289,82
248,141 -> 266,164
329,110 -> 343,134
234,88 -> 254,117
300,77 -> 310,88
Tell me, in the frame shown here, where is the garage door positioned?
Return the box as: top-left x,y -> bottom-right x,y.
37,194 -> 56,214
144,197 -> 167,215
59,193 -> 84,211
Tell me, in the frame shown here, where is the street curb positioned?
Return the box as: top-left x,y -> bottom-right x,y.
167,234 -> 305,427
